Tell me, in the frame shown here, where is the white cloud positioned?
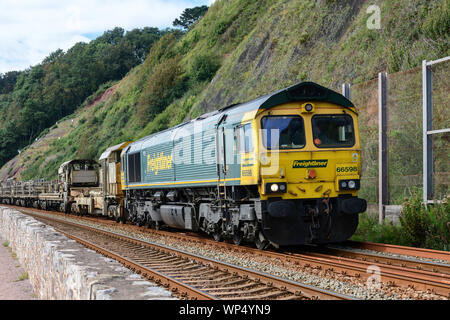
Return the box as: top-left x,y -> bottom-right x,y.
0,0 -> 210,73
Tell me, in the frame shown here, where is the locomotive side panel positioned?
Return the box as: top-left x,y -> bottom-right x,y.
141,130 -> 175,186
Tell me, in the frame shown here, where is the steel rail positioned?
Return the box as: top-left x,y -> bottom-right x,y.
56,227 -> 217,300
12,205 -> 450,298
22,210 -> 353,300
344,240 -> 450,262
278,251 -> 450,297
312,246 -> 450,275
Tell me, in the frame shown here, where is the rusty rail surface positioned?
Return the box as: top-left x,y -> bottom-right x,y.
11,205 -> 450,299
20,209 -> 353,300
343,240 -> 450,262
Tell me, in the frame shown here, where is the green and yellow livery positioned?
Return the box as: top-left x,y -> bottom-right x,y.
121,82 -> 367,248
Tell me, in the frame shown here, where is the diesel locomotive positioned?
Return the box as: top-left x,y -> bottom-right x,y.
0,81 -> 367,249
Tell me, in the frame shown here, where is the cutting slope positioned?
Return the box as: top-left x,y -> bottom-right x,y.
1,0 -> 448,181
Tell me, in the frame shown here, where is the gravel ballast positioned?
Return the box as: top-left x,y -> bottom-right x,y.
20,209 -> 449,300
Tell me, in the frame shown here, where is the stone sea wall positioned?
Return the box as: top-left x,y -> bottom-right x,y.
0,207 -> 175,300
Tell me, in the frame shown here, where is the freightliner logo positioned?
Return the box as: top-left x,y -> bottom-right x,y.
292,160 -> 328,168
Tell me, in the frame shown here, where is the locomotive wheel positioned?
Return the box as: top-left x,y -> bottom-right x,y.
233,232 -> 243,246
213,230 -> 223,242
148,221 -> 160,230
254,231 -> 269,250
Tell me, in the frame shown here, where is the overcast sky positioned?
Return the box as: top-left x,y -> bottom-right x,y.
0,0 -> 214,74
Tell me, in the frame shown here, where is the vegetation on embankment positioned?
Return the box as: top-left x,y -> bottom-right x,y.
0,0 -> 448,193
0,27 -> 163,169
352,190 -> 450,251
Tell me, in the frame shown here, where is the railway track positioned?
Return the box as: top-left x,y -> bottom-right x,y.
274,248 -> 450,297
20,209 -> 354,300
8,205 -> 450,299
342,240 -> 450,262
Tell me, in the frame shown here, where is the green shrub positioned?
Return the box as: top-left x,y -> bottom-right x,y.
137,56 -> 186,126
422,0 -> 450,39
190,54 -> 220,83
352,212 -> 404,245
299,31 -> 309,44
400,190 -> 450,250
352,190 -> 449,251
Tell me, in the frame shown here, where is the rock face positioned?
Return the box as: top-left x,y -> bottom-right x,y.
0,207 -> 176,300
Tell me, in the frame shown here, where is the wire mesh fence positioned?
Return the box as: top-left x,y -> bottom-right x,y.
430,60 -> 450,200
349,59 -> 449,204
351,78 -> 379,203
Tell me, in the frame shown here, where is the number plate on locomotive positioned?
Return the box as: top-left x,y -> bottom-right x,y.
335,165 -> 358,175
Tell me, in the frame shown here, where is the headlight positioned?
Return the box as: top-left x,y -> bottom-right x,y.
305,103 -> 313,112
265,182 -> 287,194
339,179 -> 360,191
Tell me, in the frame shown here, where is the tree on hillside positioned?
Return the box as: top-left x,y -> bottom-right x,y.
0,26 -> 164,169
0,71 -> 21,94
173,5 -> 208,30
95,27 -> 125,45
123,27 -> 163,63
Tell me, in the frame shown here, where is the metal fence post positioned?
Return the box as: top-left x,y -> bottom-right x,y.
421,57 -> 450,205
342,83 -> 351,99
422,60 -> 433,204
378,72 -> 388,224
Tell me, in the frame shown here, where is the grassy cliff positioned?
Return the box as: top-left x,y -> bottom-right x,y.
1,0 -> 448,182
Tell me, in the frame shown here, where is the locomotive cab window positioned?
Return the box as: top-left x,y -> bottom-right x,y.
261,116 -> 305,150
72,163 -> 97,171
312,115 -> 354,148
238,123 -> 254,153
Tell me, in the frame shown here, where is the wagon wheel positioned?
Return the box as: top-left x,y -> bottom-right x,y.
108,205 -> 116,219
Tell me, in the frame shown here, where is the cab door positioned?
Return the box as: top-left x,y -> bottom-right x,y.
238,122 -> 258,185
217,125 -> 227,181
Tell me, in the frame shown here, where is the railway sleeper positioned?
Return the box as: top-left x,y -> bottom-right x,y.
202,281 -> 261,292
175,272 -> 231,282
195,279 -> 249,289
214,286 -> 279,298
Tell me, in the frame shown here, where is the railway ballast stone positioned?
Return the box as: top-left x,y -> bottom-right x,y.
0,207 -> 176,300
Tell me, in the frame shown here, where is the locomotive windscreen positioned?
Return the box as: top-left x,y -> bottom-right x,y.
312,115 -> 355,148
261,116 -> 306,150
